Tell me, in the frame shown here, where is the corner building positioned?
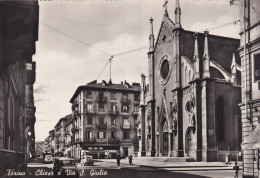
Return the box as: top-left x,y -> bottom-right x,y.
138,0 -> 242,161
70,80 -> 140,159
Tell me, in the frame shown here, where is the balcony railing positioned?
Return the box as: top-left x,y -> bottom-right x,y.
121,98 -> 131,104
97,96 -> 107,103
121,139 -> 132,143
132,111 -> 139,117
110,124 -> 117,129
96,123 -> 107,130
84,138 -> 96,144
109,110 -> 119,116
86,109 -> 95,114
75,138 -> 83,143
108,138 -> 120,144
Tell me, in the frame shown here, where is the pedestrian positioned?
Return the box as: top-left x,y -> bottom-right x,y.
128,155 -> 133,166
233,161 -> 239,178
116,155 -> 121,166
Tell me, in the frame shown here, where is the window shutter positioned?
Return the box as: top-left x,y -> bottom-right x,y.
97,131 -> 99,139
104,131 -> 106,139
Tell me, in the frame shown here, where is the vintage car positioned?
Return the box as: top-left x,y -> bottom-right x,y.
80,155 -> 94,166
43,154 -> 53,164
53,157 -> 79,178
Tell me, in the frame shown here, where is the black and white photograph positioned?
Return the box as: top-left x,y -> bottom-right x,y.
0,0 -> 259,177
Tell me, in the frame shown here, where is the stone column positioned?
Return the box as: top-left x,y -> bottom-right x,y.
141,105 -> 146,156
168,131 -> 172,157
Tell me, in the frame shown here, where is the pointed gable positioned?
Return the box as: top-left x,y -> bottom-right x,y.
154,16 -> 175,51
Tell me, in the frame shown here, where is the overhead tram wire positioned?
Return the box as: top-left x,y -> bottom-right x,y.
40,20 -> 239,82
40,22 -> 111,57
41,15 -> 149,31
197,19 -> 240,33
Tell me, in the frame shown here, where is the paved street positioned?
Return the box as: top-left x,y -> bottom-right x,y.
4,158 -> 242,178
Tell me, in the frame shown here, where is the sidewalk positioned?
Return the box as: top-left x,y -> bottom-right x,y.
98,157 -> 243,172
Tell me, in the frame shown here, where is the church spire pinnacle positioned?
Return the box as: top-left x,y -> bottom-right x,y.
163,0 -> 169,17
140,73 -> 146,106
175,0 -> 181,28
203,30 -> 210,78
193,33 -> 200,79
149,17 -> 154,52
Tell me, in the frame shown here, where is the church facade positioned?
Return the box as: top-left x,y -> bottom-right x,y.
137,0 -> 242,162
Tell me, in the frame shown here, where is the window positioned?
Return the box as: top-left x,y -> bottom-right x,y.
99,92 -> 104,99
134,105 -> 138,112
111,117 -> 116,125
254,54 -> 260,82
98,103 -> 104,112
123,118 -> 130,129
121,105 -> 129,113
122,93 -> 128,99
86,131 -> 93,139
26,63 -> 32,70
87,103 -> 94,112
86,90 -> 93,98
97,131 -> 106,139
110,92 -> 116,100
111,131 -> 116,139
134,94 -> 139,101
99,117 -> 105,126
87,117 -> 92,125
123,131 -> 130,139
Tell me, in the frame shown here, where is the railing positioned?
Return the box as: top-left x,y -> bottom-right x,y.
108,138 -> 120,144
86,109 -> 95,114
121,139 -> 132,143
84,138 -> 96,144
109,110 -> 119,116
96,123 -> 107,130
97,96 -> 107,103
110,124 -> 117,129
121,97 -> 131,104
132,111 -> 139,117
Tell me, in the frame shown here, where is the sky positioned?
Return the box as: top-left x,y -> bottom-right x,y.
34,0 -> 241,141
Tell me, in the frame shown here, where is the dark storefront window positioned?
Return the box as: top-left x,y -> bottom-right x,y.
254,54 -> 260,82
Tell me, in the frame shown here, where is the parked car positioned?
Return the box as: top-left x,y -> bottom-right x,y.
43,154 -> 53,164
81,155 -> 94,166
53,157 -> 79,178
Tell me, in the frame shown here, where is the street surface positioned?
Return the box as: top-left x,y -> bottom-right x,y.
4,158 -> 243,178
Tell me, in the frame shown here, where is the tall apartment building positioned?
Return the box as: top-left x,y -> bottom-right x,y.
69,80 -> 140,158
232,0 -> 260,177
54,116 -> 68,155
0,1 -> 39,176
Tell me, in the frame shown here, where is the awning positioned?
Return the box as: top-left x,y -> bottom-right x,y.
241,125 -> 260,149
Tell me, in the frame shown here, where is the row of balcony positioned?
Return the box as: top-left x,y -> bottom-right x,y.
85,109 -> 138,116
90,96 -> 138,104
82,138 -> 137,144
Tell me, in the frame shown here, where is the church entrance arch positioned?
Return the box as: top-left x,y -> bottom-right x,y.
161,117 -> 169,156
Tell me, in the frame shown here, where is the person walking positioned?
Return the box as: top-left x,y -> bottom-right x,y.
116,155 -> 121,166
128,155 -> 133,166
233,161 -> 239,178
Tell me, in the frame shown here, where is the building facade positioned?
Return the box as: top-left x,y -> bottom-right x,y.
234,0 -> 260,177
54,116 -> 68,156
0,1 -> 39,176
138,0 -> 242,162
69,80 -> 140,158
